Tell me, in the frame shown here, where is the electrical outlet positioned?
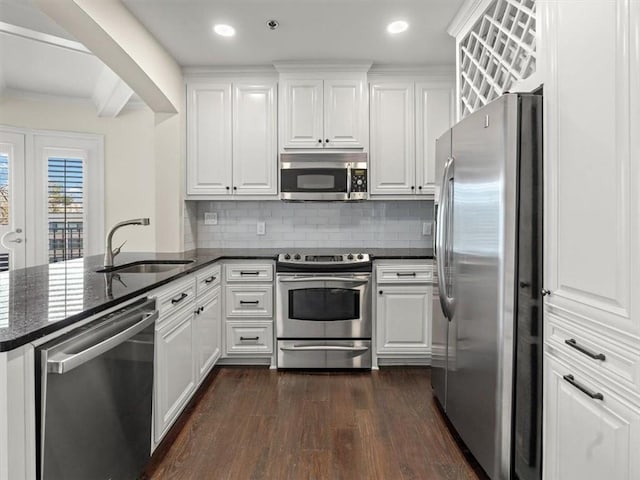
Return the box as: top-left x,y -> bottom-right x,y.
204,212 -> 218,225
257,221 -> 266,235
422,222 -> 432,236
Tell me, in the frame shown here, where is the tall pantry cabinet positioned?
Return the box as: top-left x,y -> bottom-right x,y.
540,2 -> 640,479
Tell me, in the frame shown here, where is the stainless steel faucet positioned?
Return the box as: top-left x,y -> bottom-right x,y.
104,218 -> 150,267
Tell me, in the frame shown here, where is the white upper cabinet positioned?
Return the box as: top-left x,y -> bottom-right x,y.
415,83 -> 453,195
542,0 -> 640,340
369,79 -> 453,197
186,78 -> 277,198
232,82 -> 277,195
370,82 -> 415,195
278,71 -> 368,151
323,79 -> 366,148
186,83 -> 232,195
280,79 -> 324,149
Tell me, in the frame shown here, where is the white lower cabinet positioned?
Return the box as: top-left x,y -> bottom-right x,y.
543,355 -> 640,480
375,261 -> 433,363
376,285 -> 431,355
153,265 -> 222,446
154,306 -> 196,443
225,322 -> 273,355
193,287 -> 221,382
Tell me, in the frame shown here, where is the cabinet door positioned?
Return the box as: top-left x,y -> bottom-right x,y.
544,356 -> 640,480
194,287 -> 221,383
186,83 -> 232,195
154,308 -> 196,443
323,79 -> 366,149
280,79 -> 324,149
415,84 -> 452,196
376,285 -> 431,355
370,83 -> 415,195
543,0 -> 640,338
232,82 -> 277,195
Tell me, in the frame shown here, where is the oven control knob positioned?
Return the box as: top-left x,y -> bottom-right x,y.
347,254 -> 354,260
294,254 -> 301,260
357,254 -> 364,260
284,254 -> 291,260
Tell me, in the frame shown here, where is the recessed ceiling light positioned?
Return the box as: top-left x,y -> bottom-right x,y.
387,20 -> 409,34
213,24 -> 235,37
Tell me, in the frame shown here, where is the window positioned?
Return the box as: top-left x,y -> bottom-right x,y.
0,127 -> 103,270
0,153 -> 8,271
48,157 -> 84,263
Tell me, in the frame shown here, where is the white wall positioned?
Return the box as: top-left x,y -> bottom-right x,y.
0,94 -> 157,251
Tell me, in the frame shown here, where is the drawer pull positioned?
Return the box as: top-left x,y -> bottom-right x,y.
239,300 -> 260,305
171,292 -> 188,305
563,374 -> 604,401
240,336 -> 259,341
565,338 -> 606,361
240,271 -> 260,276
396,272 -> 417,277
204,276 -> 217,284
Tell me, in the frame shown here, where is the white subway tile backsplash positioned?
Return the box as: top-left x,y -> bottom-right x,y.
192,200 -> 433,249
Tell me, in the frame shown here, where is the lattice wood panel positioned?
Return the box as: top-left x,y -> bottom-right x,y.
459,0 -> 536,117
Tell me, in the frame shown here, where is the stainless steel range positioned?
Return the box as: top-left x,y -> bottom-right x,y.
276,253 -> 372,369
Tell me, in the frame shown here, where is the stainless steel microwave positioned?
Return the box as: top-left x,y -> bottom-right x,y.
280,153 -> 368,201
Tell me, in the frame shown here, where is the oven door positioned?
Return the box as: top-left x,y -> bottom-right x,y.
276,274 -> 371,338
280,166 -> 349,201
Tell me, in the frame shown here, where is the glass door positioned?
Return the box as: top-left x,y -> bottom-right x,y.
0,130 -> 26,271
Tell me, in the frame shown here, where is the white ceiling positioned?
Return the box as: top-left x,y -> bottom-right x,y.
0,0 -> 139,112
121,0 -> 465,67
0,32 -> 104,99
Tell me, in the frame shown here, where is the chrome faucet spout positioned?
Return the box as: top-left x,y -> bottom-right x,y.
104,218 -> 150,267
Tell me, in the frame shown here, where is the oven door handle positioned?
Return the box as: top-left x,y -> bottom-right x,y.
280,345 -> 369,352
278,277 -> 369,284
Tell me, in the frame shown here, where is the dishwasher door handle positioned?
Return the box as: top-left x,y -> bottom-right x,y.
46,303 -> 158,374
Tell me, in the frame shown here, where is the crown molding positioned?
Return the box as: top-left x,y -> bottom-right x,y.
447,0 -> 494,38
368,64 -> 455,77
273,61 -> 373,73
183,65 -> 277,77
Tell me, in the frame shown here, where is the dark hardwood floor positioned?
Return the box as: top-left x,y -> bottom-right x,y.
143,367 -> 485,480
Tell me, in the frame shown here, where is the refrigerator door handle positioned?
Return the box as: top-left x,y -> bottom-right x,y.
436,156 -> 455,320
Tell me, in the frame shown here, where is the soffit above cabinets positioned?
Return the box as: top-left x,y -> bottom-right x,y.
121,0 -> 465,67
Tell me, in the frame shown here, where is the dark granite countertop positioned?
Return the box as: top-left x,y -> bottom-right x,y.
0,247 -> 432,352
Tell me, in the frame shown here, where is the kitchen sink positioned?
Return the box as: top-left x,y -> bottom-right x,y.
96,260 -> 194,274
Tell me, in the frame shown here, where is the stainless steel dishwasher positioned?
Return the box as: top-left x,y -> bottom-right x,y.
36,297 -> 158,480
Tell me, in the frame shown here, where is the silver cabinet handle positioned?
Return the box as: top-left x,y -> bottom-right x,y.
278,276 -> 369,284
46,300 -> 158,374
564,338 -> 606,361
8,238 -> 22,243
240,336 -> 260,341
240,271 -> 260,276
563,374 -> 604,401
396,272 -> 416,277
280,345 -> 369,352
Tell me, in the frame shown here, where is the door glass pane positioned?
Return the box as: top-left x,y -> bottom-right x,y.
48,157 -> 84,263
281,168 -> 347,193
0,154 -> 10,272
288,288 -> 360,321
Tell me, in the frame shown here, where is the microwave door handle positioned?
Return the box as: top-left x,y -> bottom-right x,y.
347,164 -> 352,200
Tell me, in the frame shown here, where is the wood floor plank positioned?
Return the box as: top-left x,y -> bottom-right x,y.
144,367 -> 486,480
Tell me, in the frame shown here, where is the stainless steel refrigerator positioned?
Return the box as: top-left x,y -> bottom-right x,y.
432,93 -> 543,480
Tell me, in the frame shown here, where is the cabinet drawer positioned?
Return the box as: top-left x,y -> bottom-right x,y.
226,322 -> 273,355
546,315 -> 640,396
196,264 -> 221,296
225,285 -> 273,318
225,263 -> 273,282
154,277 -> 196,320
376,264 -> 432,284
